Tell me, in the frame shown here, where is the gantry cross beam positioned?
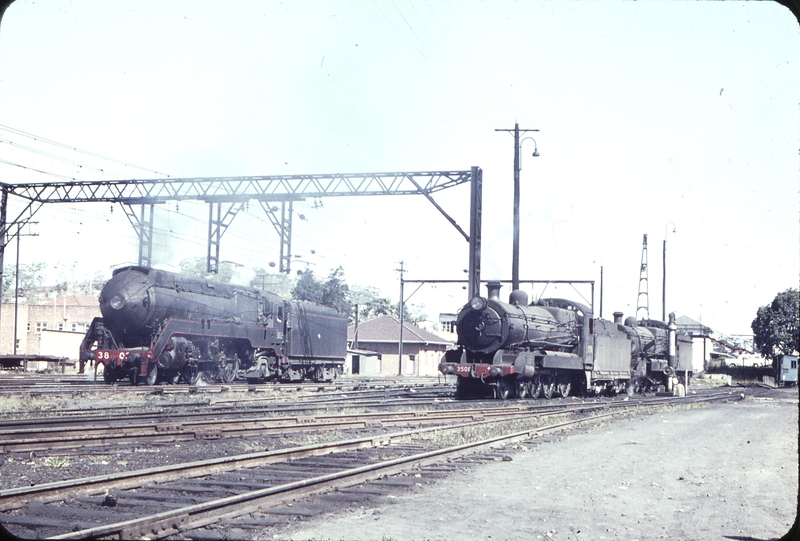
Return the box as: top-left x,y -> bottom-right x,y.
0,169 -> 481,291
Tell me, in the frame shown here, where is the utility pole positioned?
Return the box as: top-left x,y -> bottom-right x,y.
662,222 -> 676,321
662,239 -> 666,321
495,123 -> 539,291
397,261 -> 406,376
353,304 -> 359,350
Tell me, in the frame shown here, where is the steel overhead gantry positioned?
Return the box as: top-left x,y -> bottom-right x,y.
0,167 -> 483,297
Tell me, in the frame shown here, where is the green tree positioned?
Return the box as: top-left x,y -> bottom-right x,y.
404,303 -> 428,326
321,266 -> 351,315
291,269 -> 324,304
351,285 -> 395,323
2,262 -> 47,302
751,288 -> 799,368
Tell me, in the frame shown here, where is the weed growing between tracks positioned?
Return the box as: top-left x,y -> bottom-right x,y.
43,457 -> 70,468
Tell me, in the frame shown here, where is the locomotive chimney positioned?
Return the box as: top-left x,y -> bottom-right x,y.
486,281 -> 502,301
613,311 -> 624,324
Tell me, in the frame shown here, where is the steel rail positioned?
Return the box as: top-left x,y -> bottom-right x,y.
0,393 -> 733,502
0,393 -> 739,539
0,402 -> 638,507
0,390 -> 738,454
46,407 -> 661,540
0,403 -> 585,453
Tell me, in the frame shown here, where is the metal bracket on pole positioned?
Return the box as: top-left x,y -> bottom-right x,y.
406,176 -> 469,242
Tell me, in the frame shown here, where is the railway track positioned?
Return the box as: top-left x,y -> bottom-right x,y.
0,400 -> 615,454
0,373 -> 455,399
0,384 -> 730,454
0,392 -> 740,540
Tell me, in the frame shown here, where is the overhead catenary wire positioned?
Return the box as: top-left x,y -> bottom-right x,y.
0,124 -> 170,178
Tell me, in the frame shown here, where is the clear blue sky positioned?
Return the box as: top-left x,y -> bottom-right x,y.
0,1 -> 797,337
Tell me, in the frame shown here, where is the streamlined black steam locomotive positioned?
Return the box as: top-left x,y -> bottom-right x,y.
438,281 -> 693,399
79,266 -> 347,385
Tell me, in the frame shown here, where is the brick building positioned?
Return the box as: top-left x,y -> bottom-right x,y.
0,295 -> 100,362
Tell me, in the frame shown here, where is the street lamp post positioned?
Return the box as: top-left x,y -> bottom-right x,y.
662,222 -> 676,321
495,123 -> 539,291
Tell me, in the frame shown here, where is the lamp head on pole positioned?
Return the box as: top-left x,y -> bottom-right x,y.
532,147 -> 540,157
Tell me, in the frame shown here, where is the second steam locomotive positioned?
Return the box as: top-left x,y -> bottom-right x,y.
80,266 -> 347,385
439,281 -> 692,399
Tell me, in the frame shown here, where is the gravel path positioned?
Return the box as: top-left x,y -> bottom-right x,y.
281,394 -> 798,541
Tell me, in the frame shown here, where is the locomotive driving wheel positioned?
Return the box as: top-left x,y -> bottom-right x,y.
219,358 -> 239,383
516,380 -> 530,399
530,375 -> 543,398
182,364 -> 200,385
556,374 -> 571,398
541,375 -> 555,399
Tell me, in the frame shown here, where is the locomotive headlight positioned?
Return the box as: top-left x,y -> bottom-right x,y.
469,296 -> 488,312
109,294 -> 126,310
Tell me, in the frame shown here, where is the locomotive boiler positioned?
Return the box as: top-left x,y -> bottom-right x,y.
79,266 -> 347,385
438,281 -> 692,399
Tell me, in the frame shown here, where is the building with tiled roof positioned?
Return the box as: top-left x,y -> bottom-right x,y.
347,315 -> 453,376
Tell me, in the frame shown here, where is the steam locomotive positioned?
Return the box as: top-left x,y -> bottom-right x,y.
438,281 -> 693,399
79,266 -> 347,385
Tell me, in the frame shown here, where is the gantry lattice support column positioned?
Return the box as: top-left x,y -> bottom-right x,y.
120,203 -> 155,268
207,201 -> 247,274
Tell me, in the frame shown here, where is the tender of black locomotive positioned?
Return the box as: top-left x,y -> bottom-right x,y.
438,281 -> 692,399
79,266 -> 347,385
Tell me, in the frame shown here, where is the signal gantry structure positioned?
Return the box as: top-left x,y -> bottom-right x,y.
0,167 -> 484,299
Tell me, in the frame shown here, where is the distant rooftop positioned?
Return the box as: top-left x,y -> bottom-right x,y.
676,315 -> 713,336
349,315 -> 452,345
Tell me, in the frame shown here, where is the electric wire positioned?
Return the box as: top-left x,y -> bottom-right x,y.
0,124 -> 169,178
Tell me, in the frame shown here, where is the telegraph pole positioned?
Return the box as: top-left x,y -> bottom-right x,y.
496,123 -> 539,291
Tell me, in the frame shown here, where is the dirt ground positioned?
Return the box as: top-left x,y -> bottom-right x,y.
280,393 -> 798,541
